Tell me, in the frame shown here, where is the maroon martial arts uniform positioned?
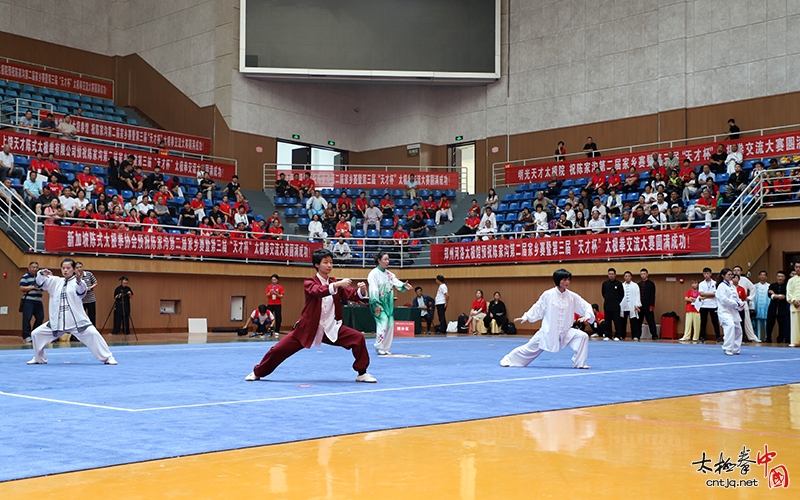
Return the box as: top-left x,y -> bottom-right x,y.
252,273 -> 371,378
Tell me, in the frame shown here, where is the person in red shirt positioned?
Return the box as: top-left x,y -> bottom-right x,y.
268,218 -> 284,240
231,222 -> 248,238
693,188 -> 716,223
142,209 -> 159,229
250,219 -> 268,238
354,191 -> 368,219
44,153 -> 68,183
300,172 -> 315,198
771,169 -> 792,202
422,195 -> 437,220
265,274 -> 285,333
380,193 -> 395,218
92,204 -> 110,228
406,202 -> 422,220
77,166 -> 98,197
29,151 -> 48,180
197,216 -> 213,235
468,290 -> 488,335
153,185 -> 173,206
606,167 -> 622,191
678,159 -> 695,182
453,214 -> 480,236
266,210 -> 281,228
289,173 -> 303,197
218,195 -> 233,219
336,193 -> 352,216
212,219 -> 229,237
157,140 -> 169,157
434,196 -> 452,225
392,223 -> 410,257
190,191 -> 206,219
586,167 -> 606,193
234,199 -> 249,213
166,175 -> 183,198
621,166 -> 639,193
46,174 -> 64,197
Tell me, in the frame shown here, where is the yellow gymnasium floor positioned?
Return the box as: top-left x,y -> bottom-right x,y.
1,384 -> 797,499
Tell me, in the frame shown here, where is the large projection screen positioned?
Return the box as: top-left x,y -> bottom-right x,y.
239,0 -> 500,83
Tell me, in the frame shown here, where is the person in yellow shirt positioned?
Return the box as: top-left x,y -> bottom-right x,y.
787,262 -> 800,347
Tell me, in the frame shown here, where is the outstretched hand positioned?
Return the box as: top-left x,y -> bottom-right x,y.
513,317 -> 525,323
41,269 -> 53,277
336,278 -> 353,289
357,281 -> 367,291
576,315 -> 591,324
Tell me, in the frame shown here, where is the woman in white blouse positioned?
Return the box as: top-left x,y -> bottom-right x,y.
484,188 -> 499,212
308,213 -> 327,240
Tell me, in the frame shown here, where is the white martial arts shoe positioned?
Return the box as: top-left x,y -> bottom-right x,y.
356,372 -> 377,383
26,358 -> 46,365
790,344 -> 796,347
500,355 -> 512,367
724,350 -> 733,356
603,337 -> 610,341
104,357 -> 118,365
590,333 -> 599,338
245,372 -> 260,381
376,349 -> 390,356
613,337 -> 621,342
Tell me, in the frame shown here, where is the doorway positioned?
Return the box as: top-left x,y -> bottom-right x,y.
451,142 -> 475,194
277,140 -> 347,171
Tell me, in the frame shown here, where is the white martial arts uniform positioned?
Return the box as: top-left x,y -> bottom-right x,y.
367,266 -> 409,354
29,271 -> 116,365
737,275 -> 760,342
501,286 -> 594,368
717,279 -> 744,355
788,275 -> 800,346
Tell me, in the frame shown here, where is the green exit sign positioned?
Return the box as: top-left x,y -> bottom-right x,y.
328,141 -> 335,146
455,135 -> 463,141
291,134 -> 300,140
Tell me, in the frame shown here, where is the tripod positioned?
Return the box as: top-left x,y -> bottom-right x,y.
100,298 -> 138,341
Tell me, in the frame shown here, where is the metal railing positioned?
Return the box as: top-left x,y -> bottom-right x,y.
1,55 -> 116,100
1,97 -> 236,170
492,123 -> 800,188
263,163 -> 469,195
4,172 -> 797,267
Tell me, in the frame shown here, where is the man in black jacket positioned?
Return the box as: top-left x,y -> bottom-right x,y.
601,268 -> 624,340
638,268 -> 658,339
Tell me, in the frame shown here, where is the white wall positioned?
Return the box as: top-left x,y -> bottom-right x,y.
3,0 -> 800,154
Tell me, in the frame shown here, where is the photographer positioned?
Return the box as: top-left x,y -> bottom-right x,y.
243,304 -> 276,338
112,276 -> 133,335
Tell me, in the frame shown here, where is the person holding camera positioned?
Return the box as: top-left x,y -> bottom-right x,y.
243,304 -> 276,338
112,276 -> 133,335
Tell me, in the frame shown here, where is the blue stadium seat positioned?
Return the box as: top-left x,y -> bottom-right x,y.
352,229 -> 365,239
285,197 -> 297,205
516,183 -> 529,193
105,188 -> 118,196
380,219 -> 393,228
498,202 -> 509,212
298,207 -> 308,217
716,173 -> 730,183
367,229 -> 380,239
521,201 -> 532,210
391,189 -> 403,198
419,189 -> 431,198
425,219 -> 435,228
381,229 -> 394,238
608,216 -> 622,227
369,189 -> 381,198
321,188 -> 333,197
509,202 -> 520,212
297,217 -> 310,227
284,207 -> 297,217
432,189 -> 442,198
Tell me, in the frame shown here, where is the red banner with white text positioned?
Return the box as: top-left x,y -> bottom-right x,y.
504,130 -> 800,185
0,130 -> 234,180
277,170 -> 459,190
45,225 -> 322,262
430,229 -> 711,266
0,61 -> 113,99
38,111 -> 211,154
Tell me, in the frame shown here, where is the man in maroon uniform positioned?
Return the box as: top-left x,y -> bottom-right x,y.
246,249 -> 376,383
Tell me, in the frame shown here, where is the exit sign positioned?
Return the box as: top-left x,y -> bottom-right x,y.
328,140 -> 335,146
291,134 -> 300,140
455,135 -> 463,141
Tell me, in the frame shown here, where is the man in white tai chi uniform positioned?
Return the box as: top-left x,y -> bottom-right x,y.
500,268 -> 594,369
27,258 -> 117,365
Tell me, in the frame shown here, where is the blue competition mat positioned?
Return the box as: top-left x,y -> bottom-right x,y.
1,337 -> 799,481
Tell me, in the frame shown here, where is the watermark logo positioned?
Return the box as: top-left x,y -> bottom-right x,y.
691,444 -> 789,489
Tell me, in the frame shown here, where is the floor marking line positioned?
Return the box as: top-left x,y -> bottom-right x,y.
0,391 -> 134,412
127,356 -> 800,412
